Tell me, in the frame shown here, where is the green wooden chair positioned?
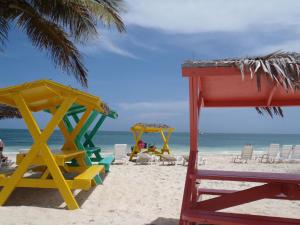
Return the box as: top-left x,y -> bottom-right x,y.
64,104 -> 117,172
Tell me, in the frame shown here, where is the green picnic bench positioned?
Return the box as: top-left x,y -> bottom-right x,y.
63,104 -> 118,173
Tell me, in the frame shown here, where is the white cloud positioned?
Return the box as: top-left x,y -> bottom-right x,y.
124,0 -> 300,33
80,34 -> 140,59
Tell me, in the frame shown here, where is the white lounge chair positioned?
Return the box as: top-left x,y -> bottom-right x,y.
136,152 -> 155,165
232,145 -> 253,163
182,154 -> 206,166
160,154 -> 177,165
276,144 -> 293,163
0,159 -> 13,167
113,144 -> 128,164
258,143 -> 280,163
289,145 -> 300,163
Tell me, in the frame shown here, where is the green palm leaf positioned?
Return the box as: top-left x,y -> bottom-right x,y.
8,0 -> 88,86
0,0 -> 125,87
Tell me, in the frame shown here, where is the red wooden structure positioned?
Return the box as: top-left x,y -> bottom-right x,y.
180,63 -> 300,225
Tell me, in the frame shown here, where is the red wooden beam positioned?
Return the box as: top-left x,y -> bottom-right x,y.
193,183 -> 281,211
182,209 -> 300,225
198,186 -> 300,201
182,66 -> 241,77
194,170 -> 300,184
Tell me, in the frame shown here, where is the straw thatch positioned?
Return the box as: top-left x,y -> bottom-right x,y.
0,104 -> 22,120
184,51 -> 300,117
134,123 -> 170,128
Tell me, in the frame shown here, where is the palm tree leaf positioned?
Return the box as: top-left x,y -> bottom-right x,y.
9,1 -> 88,86
80,0 -> 125,32
31,0 -> 98,42
225,51 -> 300,117
0,16 -> 9,51
0,104 -> 21,120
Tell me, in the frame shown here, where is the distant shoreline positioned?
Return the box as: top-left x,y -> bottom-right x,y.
0,128 -> 299,135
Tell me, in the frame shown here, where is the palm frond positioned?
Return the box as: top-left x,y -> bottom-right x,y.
0,104 -> 21,120
80,0 -> 125,32
31,0 -> 98,42
255,107 -> 283,118
10,1 -> 88,86
0,0 -> 125,87
0,16 -> 9,51
234,51 -> 300,117
233,51 -> 300,91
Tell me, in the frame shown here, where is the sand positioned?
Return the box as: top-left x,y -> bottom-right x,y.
0,153 -> 299,225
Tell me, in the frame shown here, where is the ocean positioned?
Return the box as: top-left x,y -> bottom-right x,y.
1,129 -> 300,154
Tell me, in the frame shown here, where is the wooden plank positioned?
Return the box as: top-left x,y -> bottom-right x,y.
182,209 -> 300,225
86,147 -> 101,153
74,165 -> 104,181
16,151 -> 85,166
0,178 -> 90,190
194,170 -> 300,184
198,188 -> 300,200
194,183 -> 281,211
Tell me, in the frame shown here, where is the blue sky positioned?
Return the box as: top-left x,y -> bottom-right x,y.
1,0 -> 300,133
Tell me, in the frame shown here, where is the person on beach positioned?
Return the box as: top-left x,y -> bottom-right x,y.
137,140 -> 144,152
0,139 -> 8,163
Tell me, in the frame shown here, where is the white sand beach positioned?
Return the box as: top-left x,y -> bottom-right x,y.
0,153 -> 298,225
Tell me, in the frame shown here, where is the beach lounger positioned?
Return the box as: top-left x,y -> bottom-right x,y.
160,154 -> 177,165
113,144 -> 128,164
289,145 -> 300,163
0,160 -> 13,168
136,152 -> 155,165
276,144 -> 293,163
182,155 -> 189,166
257,143 -> 280,163
182,154 -> 206,166
232,145 -> 253,163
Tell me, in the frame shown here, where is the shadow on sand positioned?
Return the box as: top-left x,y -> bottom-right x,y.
3,167 -> 111,209
4,185 -> 96,209
146,217 -> 179,225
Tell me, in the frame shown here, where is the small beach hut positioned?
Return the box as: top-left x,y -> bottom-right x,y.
62,104 -> 118,172
129,123 -> 175,161
0,80 -> 110,210
180,52 -> 300,225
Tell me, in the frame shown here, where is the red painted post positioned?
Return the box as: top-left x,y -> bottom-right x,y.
180,76 -> 200,224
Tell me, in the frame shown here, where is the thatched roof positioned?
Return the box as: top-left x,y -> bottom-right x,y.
0,104 -> 22,120
183,51 -> 300,117
134,123 -> 170,128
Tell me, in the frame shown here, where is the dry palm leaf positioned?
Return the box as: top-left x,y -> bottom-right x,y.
185,51 -> 300,117
0,104 -> 21,120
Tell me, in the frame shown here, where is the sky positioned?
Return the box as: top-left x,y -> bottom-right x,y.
1,0 -> 300,133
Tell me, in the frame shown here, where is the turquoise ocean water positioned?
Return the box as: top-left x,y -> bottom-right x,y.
1,129 -> 300,154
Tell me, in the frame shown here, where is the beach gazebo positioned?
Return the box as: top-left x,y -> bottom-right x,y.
129,123 -> 175,161
0,80 -> 110,210
180,52 -> 300,225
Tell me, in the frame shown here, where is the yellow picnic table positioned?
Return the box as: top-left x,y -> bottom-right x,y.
0,80 -> 111,209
